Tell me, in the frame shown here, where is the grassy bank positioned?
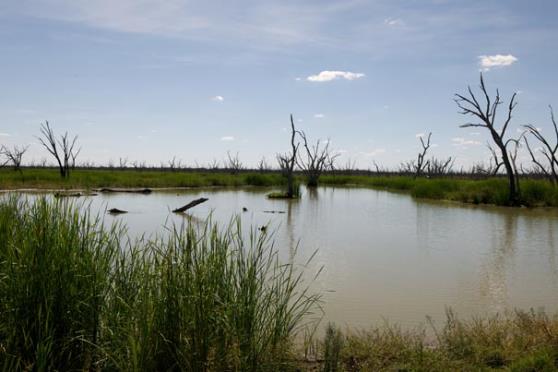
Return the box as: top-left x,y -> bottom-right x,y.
2,199 -> 558,371
0,168 -> 285,189
1,168 -> 558,207
320,175 -> 558,207
314,309 -> 558,371
0,197 -> 320,371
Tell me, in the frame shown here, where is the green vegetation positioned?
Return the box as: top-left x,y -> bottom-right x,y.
312,309 -> 558,371
2,198 -> 558,370
0,168 -> 285,189
0,197 -> 320,371
1,168 -> 558,207
320,175 -> 558,207
268,181 -> 302,199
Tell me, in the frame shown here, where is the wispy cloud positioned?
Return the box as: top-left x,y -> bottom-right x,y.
211,95 -> 224,102
383,17 -> 404,27
306,70 -> 365,82
314,113 -> 325,118
220,136 -> 235,141
478,54 -> 518,71
452,137 -> 481,146
0,132 -> 11,137
415,133 -> 425,138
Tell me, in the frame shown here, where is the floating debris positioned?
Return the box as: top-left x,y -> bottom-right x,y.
263,210 -> 286,214
99,188 -> 152,194
173,198 -> 209,213
108,208 -> 128,215
54,191 -> 98,198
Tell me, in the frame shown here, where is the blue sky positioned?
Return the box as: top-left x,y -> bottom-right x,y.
0,0 -> 557,169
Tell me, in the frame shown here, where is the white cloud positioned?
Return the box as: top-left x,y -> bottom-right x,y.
0,132 -> 11,137
383,17 -> 404,27
452,137 -> 481,146
306,70 -> 365,82
314,113 -> 325,118
478,54 -> 518,71
469,132 -> 481,136
415,133 -> 425,138
211,95 -> 224,102
220,136 -> 235,141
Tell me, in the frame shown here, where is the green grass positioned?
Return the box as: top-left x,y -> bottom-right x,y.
311,309 -> 558,371
0,168 -> 285,190
320,175 -> 558,207
2,168 -> 558,207
0,197 -> 321,371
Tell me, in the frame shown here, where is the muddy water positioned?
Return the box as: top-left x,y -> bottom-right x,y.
12,186 -> 558,328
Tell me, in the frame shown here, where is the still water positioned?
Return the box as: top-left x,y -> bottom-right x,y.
16,186 -> 558,328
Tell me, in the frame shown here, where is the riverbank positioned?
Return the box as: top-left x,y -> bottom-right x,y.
1,168 -> 557,207
1,197 -> 558,371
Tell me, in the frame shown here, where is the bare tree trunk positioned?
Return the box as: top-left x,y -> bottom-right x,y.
455,74 -> 522,206
277,115 -> 299,198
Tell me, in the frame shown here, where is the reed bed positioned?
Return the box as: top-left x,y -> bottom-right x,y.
0,197 -> 321,371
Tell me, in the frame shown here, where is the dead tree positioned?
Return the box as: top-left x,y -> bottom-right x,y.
276,115 -> 299,198
1,145 -> 29,172
296,133 -> 338,187
415,132 -> 432,177
427,156 -> 454,176
258,156 -> 270,173
226,151 -> 243,174
167,156 -> 180,172
523,106 -> 558,185
455,74 -> 521,205
487,144 -> 503,175
208,158 -> 220,171
37,121 -> 80,178
119,157 -> 129,169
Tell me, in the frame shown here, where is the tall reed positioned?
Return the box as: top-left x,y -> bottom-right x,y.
0,196 -> 321,371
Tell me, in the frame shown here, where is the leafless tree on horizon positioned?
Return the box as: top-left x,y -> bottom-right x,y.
523,105 -> 558,185
296,132 -> 338,187
455,74 -> 522,205
0,145 -> 29,172
37,121 -> 80,179
276,114 -> 299,198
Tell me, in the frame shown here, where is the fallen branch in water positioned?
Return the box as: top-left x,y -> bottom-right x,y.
99,188 -> 152,194
108,208 -> 128,214
173,198 -> 209,213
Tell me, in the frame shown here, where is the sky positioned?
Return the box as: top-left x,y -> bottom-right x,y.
0,0 -> 557,169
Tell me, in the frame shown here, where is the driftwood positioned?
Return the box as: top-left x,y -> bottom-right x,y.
54,191 -> 98,198
172,198 -> 209,213
263,210 -> 286,214
99,188 -> 152,194
108,208 -> 128,214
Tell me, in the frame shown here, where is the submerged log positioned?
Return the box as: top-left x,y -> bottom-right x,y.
54,191 -> 98,198
108,208 -> 128,214
172,198 -> 209,213
54,192 -> 83,198
99,188 -> 152,194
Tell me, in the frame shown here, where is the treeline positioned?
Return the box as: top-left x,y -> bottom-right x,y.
2,74 -> 557,204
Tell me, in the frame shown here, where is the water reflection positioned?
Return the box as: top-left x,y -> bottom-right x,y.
6,187 -> 558,328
